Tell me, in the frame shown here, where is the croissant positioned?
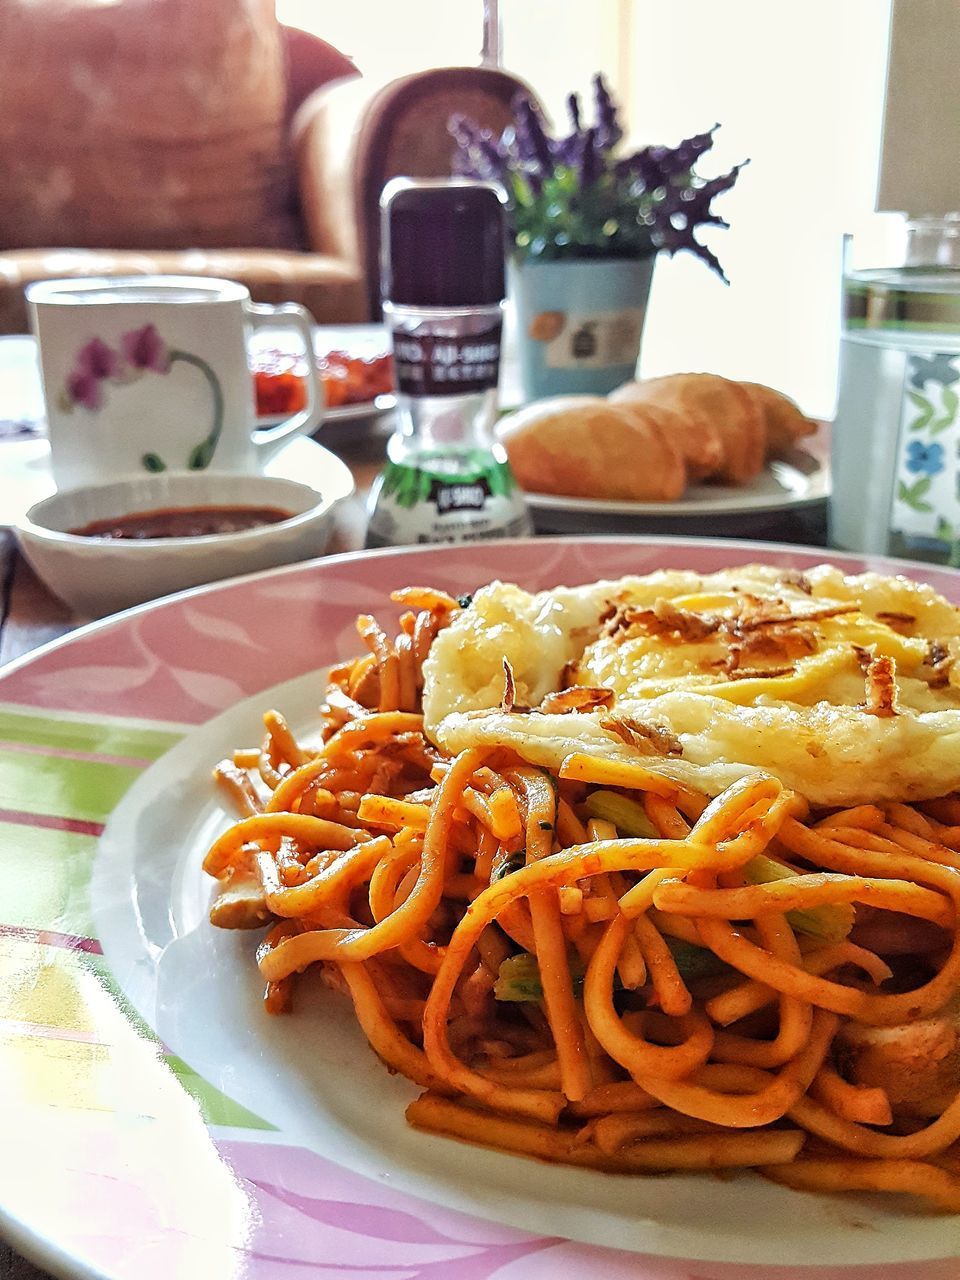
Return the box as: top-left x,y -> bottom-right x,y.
609,377 -> 724,481
496,396 -> 687,502
741,382 -> 818,456
611,373 -> 766,486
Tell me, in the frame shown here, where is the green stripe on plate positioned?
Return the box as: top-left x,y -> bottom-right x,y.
164,1054 -> 277,1131
0,712 -> 272,1133
0,708 -> 182,759
85,956 -> 276,1131
86,955 -> 158,1042
0,749 -> 143,823
0,823 -> 97,938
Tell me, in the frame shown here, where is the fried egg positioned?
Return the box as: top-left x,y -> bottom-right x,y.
421,565 -> 960,805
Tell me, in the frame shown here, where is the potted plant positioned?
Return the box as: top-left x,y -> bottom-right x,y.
450,75 -> 745,399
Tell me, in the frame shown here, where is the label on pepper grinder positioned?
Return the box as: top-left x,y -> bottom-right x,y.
392,320 -> 502,397
365,451 -> 532,547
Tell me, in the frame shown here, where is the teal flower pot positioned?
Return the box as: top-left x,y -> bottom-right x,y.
510,256 -> 655,401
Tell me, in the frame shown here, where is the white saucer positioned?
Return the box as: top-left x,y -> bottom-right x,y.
525,446 -> 829,535
0,434 -> 355,529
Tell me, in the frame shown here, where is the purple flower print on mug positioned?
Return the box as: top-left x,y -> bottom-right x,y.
64,367 -> 105,411
75,336 -> 123,380
61,337 -> 124,413
120,324 -> 171,374
59,326 -> 223,472
60,336 -> 124,410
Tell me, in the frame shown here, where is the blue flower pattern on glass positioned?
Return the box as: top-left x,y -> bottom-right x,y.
906,440 -> 945,476
909,353 -> 960,390
896,355 -> 960,528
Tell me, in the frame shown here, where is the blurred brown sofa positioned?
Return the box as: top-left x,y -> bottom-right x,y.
0,0 -> 365,332
0,0 -> 533,333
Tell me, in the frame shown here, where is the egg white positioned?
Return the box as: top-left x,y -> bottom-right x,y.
422,565 -> 960,806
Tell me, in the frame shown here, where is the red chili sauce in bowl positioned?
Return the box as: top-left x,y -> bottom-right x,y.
69,505 -> 296,540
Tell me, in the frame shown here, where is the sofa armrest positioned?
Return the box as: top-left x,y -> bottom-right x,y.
0,247 -> 367,333
293,80 -> 371,275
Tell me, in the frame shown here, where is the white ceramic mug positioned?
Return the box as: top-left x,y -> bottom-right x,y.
27,276 -> 323,489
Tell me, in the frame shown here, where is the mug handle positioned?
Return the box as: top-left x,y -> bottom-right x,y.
246,302 -> 324,459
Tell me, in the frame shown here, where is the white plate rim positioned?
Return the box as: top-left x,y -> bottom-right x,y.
523,448 -> 829,518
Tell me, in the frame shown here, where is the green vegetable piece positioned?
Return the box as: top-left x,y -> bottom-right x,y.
493,953 -> 543,1002
584,791 -> 658,838
743,853 -> 853,943
493,952 -> 586,1002
663,936 -> 729,981
491,852 -> 526,881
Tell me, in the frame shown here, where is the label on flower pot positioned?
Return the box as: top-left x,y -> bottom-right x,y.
392,321 -> 502,397
541,308 -> 645,370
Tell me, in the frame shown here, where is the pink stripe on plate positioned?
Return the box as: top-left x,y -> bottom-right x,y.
0,922 -> 103,955
0,1016 -> 104,1045
0,738 -> 154,769
216,1139 -> 959,1280
0,807 -> 104,837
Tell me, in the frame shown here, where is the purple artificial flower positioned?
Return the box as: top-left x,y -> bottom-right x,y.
592,73 -> 622,151
616,145 -> 670,191
649,160 -> 748,282
448,114 -> 506,183
447,74 -> 745,276
577,128 -> 602,189
512,93 -> 553,176
74,337 -> 122,380
120,324 -> 170,373
616,127 -> 721,193
66,369 -> 104,411
550,92 -> 585,166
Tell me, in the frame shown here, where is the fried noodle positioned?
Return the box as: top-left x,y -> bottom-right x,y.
204,587 -> 960,1212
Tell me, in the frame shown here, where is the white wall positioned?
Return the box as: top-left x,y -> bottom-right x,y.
626,0 -> 892,419
278,0 -> 480,77
500,0 -> 627,127
276,0 -> 626,113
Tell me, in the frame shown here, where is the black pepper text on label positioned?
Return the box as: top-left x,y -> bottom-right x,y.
393,321 -> 503,397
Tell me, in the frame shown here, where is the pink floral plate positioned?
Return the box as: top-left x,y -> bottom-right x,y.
1,536 -> 959,1280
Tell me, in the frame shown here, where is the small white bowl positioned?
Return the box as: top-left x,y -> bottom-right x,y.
17,471 -> 345,617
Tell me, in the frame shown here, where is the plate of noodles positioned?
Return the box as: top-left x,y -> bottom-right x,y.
4,537 -> 960,1279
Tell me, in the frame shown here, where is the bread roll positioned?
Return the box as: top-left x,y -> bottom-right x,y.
496,396 -> 687,502
741,382 -> 818,456
612,373 -> 765,485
